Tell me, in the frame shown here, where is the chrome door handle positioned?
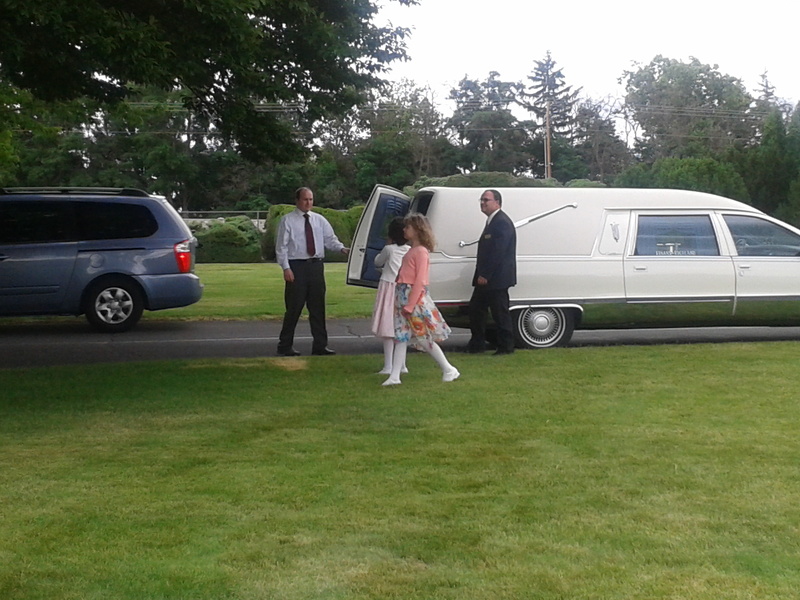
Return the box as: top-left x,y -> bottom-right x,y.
633,265 -> 647,271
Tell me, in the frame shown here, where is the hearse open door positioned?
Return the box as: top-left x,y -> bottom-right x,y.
346,185 -> 410,288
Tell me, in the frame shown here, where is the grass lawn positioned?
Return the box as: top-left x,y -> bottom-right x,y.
2,343 -> 800,599
151,263 -> 377,321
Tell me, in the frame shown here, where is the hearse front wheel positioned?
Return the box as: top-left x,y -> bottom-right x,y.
514,307 -> 575,349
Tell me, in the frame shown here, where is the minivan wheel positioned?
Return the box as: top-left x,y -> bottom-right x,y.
514,307 -> 575,349
84,277 -> 144,333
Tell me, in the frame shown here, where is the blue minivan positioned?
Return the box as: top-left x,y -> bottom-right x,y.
0,187 -> 203,332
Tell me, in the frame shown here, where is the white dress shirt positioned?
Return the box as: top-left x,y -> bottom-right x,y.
275,208 -> 345,270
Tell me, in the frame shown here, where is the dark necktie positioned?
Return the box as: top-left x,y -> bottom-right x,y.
304,213 -> 316,257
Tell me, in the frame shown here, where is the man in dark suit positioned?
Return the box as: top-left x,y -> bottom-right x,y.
467,189 -> 517,355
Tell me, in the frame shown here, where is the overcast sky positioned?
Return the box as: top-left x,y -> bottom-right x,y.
377,0 -> 797,109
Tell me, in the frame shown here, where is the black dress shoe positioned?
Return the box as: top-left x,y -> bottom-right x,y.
312,347 -> 336,356
277,348 -> 300,356
493,349 -> 514,356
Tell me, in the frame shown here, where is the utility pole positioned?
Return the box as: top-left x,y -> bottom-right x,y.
544,100 -> 552,179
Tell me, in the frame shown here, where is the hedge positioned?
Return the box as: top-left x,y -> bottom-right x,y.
191,216 -> 262,263
261,204 -> 364,263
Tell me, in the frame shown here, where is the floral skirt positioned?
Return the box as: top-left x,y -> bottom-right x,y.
393,283 -> 451,349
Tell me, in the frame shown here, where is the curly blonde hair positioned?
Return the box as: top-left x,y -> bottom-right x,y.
404,213 -> 435,252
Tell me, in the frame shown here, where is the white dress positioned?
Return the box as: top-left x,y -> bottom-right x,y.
370,243 -> 409,338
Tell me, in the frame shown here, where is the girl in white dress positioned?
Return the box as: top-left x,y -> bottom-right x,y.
371,217 -> 409,374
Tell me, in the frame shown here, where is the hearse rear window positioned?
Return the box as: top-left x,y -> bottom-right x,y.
634,215 -> 719,256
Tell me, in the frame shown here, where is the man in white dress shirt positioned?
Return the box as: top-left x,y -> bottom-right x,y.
275,187 -> 349,356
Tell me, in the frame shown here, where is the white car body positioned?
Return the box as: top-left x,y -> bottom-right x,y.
347,185 -> 800,348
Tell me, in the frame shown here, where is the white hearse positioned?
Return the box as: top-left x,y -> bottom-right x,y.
347,185 -> 800,348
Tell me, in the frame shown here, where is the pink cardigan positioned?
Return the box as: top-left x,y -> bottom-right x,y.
396,244 -> 429,312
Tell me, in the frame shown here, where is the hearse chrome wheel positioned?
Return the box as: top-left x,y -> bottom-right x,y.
514,307 -> 575,349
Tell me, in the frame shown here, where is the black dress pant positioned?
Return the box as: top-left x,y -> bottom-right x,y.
468,286 -> 514,353
278,259 -> 328,352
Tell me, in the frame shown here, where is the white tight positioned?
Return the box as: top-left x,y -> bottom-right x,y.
389,340 -> 453,381
382,338 -> 407,373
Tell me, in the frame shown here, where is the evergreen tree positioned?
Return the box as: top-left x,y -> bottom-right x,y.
615,157 -> 749,201
754,72 -> 792,118
518,51 -> 581,138
732,111 -> 795,214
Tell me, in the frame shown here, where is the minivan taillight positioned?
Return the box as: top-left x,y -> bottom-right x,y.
174,240 -> 192,273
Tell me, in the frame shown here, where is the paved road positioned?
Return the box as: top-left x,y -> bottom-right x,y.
2,318 -> 800,369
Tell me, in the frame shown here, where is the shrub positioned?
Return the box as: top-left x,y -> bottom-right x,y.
194,217 -> 262,263
405,172 -> 554,195
566,179 -> 608,188
261,205 -> 364,262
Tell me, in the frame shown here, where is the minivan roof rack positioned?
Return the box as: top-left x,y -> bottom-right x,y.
0,187 -> 151,197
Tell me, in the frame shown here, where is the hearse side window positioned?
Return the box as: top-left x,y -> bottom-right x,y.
411,191 -> 433,216
634,215 -> 719,256
74,202 -> 158,240
0,201 -> 77,244
723,215 -> 800,256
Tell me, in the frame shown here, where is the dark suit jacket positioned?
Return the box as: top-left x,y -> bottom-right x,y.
472,209 -> 517,290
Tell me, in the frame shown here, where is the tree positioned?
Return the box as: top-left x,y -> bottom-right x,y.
303,80 -> 458,205
622,56 -> 756,161
448,72 -> 536,174
518,51 -> 581,137
379,80 -> 457,179
730,110 -> 797,215
786,103 -> 800,169
549,137 -> 589,182
615,156 -> 750,201
352,80 -> 458,197
774,177 -> 800,227
572,98 -> 631,182
0,79 -> 96,186
754,72 -> 793,118
0,0 -> 415,160
516,52 -> 583,179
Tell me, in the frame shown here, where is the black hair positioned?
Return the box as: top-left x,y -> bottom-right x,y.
486,189 -> 502,206
387,217 -> 407,245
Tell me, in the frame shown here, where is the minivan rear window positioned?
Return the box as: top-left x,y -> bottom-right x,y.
0,200 -> 159,245
74,201 -> 158,240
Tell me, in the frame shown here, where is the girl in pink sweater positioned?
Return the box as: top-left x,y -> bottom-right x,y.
383,214 -> 459,386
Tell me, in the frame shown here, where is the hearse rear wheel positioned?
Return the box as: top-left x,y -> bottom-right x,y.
514,307 -> 575,349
